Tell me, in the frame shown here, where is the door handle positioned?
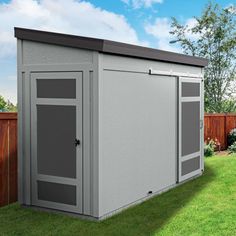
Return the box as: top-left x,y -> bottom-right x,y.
75,139 -> 80,146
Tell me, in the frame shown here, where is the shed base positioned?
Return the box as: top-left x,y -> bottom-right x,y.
22,172 -> 203,221
22,205 -> 99,221
99,172 -> 203,220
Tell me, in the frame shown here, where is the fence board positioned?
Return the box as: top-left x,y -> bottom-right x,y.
9,119 -> 17,203
0,120 -> 9,206
204,113 -> 236,150
0,113 -> 17,207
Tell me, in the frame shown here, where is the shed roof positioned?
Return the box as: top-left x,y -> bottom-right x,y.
14,27 -> 208,67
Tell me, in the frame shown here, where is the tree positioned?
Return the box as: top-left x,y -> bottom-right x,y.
0,95 -> 7,111
170,2 -> 236,113
0,95 -> 17,112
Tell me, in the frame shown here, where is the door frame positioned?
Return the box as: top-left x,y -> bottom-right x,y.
30,72 -> 83,214
178,77 -> 203,182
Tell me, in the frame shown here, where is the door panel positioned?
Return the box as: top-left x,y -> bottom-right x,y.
181,101 -> 200,156
181,82 -> 200,97
31,72 -> 83,213
37,181 -> 76,205
37,105 -> 76,178
178,77 -> 203,182
181,156 -> 200,176
37,79 -> 76,98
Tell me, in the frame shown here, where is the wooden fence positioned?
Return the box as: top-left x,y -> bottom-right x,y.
0,112 -> 235,207
0,113 -> 17,207
204,113 -> 236,150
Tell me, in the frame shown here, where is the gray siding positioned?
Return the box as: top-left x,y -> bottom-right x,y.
17,39 -> 99,217
98,53 -> 204,218
22,41 -> 93,65
98,54 -> 178,217
17,39 -> 204,219
102,54 -> 202,75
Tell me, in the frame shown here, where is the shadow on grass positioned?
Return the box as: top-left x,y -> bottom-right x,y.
97,164 -> 216,235
0,164 -> 216,236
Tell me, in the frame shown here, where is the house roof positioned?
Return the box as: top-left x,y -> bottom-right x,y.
14,27 -> 208,67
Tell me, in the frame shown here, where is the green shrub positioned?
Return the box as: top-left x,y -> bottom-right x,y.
228,141 -> 236,153
204,139 -> 216,157
228,128 -> 236,146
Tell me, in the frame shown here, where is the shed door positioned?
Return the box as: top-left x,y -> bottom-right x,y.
31,72 -> 83,214
178,77 -> 203,182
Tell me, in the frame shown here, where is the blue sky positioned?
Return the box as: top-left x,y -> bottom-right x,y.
0,0 -> 234,104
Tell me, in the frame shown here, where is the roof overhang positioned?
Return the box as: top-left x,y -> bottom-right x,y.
14,27 -> 208,67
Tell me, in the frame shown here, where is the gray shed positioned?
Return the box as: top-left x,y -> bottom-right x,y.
15,27 -> 208,220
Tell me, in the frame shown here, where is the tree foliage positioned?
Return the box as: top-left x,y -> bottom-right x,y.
0,95 -> 7,110
0,95 -> 17,112
170,2 -> 236,113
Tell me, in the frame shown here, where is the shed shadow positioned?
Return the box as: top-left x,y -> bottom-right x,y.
3,163 -> 215,236
94,164 -> 216,235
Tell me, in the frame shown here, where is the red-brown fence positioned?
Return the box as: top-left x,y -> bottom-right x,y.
0,112 -> 17,207
0,112 -> 235,207
204,113 -> 236,150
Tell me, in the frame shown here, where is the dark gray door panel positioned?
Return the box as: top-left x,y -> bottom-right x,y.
178,78 -> 202,182
37,105 -> 76,178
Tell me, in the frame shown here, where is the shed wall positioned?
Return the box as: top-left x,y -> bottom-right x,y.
102,54 -> 203,75
17,39 -> 99,217
22,41 -> 94,65
98,54 -> 181,217
18,39 -> 204,219
98,54 -> 204,218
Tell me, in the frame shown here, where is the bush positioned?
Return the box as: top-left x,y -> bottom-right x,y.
204,139 -> 216,157
228,141 -> 236,153
228,128 -> 236,146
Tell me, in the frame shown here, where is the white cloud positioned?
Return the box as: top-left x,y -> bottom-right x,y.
0,0 -> 146,59
145,17 -> 180,52
0,86 -> 17,105
0,31 -> 16,59
6,75 -> 17,81
144,17 -> 201,52
185,18 -> 197,29
185,18 -> 200,40
145,17 -> 170,38
0,75 -> 17,104
0,0 -> 147,104
121,0 -> 163,9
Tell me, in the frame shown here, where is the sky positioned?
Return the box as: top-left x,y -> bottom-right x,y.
0,0 -> 234,104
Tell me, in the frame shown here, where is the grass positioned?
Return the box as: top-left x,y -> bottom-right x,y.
0,155 -> 236,236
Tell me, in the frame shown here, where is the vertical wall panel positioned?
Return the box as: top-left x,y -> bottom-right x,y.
99,70 -> 176,216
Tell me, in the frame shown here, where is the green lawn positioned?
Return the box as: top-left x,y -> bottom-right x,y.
0,155 -> 236,236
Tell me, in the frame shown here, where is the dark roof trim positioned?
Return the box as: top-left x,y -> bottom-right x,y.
14,27 -> 208,67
